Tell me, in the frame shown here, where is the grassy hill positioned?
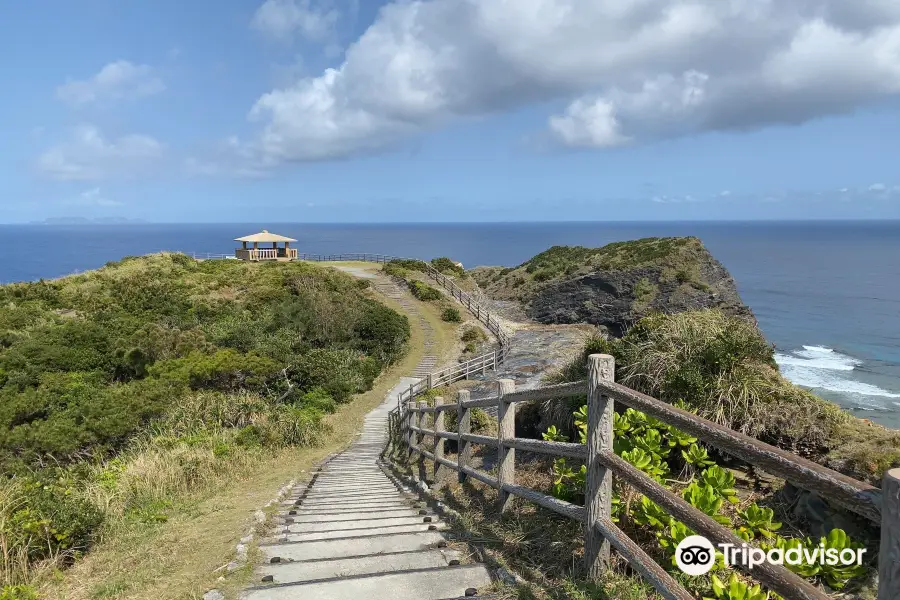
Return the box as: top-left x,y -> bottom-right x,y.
0,254 -> 410,594
472,237 -> 752,335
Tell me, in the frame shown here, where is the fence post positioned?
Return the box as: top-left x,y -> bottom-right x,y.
481,354 -> 488,376
434,396 -> 446,480
406,400 -> 417,461
585,354 -> 615,578
457,390 -> 471,483
417,400 -> 429,482
497,378 -> 516,513
427,373 -> 433,390
879,468 -> 900,600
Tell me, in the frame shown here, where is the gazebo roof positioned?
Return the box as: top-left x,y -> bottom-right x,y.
234,230 -> 297,243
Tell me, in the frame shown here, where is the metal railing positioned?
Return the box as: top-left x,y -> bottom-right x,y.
390,355 -> 898,600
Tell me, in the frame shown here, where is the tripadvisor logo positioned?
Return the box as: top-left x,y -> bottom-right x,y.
674,535 -> 867,576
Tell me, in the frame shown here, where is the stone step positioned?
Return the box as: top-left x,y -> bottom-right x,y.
256,549 -> 459,584
259,530 -> 445,561
284,515 -> 438,532
275,522 -> 447,542
291,508 -> 426,522
244,564 -> 492,600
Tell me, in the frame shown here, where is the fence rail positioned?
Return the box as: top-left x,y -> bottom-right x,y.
390,354 -> 898,600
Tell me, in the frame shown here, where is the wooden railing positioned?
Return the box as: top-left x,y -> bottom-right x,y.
390,354 -> 899,600
296,252 -> 511,407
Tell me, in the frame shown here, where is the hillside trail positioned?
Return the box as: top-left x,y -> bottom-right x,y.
239,266 -> 493,600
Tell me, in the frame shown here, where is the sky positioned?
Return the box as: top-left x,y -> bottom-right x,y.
1,0 -> 900,223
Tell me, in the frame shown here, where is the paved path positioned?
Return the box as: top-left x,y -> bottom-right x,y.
240,266 -> 492,599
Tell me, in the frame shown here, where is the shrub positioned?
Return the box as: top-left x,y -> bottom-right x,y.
464,341 -> 477,353
353,301 -> 410,364
382,262 -> 409,278
386,259 -> 428,273
408,281 -> 442,301
460,326 -> 487,343
430,257 -> 465,277
294,348 -> 378,403
441,307 -> 462,322
149,350 -> 281,392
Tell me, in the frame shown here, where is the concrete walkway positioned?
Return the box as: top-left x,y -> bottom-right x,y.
241,266 -> 493,599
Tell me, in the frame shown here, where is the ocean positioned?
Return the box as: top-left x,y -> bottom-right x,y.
2,221 -> 898,428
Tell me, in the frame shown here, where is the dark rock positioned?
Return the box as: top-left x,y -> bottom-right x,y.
465,588 -> 478,597
423,516 -> 432,523
261,575 -> 274,583
527,264 -> 753,336
269,557 -> 282,564
428,525 -> 437,530
449,559 -> 461,566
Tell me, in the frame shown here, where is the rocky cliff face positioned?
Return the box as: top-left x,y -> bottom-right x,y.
471,237 -> 754,336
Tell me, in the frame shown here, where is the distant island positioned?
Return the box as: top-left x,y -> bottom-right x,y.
30,216 -> 148,225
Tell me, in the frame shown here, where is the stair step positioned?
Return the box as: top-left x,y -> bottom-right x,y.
292,508 -> 425,522
257,549 -> 459,584
284,515 -> 440,532
245,564 -> 492,600
276,522 -> 447,542
260,530 -> 446,561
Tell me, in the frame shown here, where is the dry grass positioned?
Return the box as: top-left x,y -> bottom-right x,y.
407,453 -> 662,600
33,271 -> 434,600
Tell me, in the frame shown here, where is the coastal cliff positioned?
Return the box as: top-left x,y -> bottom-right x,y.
471,237 -> 753,336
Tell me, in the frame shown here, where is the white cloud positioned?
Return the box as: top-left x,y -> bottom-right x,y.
56,61 -> 164,106
234,0 -> 900,164
37,125 -> 164,181
68,188 -> 122,207
869,183 -> 887,191
252,0 -> 340,42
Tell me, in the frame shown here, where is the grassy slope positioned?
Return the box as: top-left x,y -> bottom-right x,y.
38,271 -> 432,600
471,237 -> 709,303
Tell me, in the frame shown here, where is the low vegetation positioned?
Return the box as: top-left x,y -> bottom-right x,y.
409,280 -> 443,301
472,238 -> 711,301
544,402 -> 872,598
546,309 -> 900,482
442,307 -> 462,323
0,254 -> 410,594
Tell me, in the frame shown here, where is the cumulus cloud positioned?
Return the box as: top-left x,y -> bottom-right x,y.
869,183 -> 887,191
231,0 -> 900,165
56,61 -> 164,106
37,125 -> 164,181
252,0 -> 340,42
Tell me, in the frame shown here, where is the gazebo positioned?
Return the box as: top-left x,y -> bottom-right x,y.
234,230 -> 298,261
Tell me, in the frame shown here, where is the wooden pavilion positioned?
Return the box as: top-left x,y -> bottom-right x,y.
234,230 -> 298,261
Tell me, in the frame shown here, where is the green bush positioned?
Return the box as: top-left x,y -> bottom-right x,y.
408,281 -> 442,302
430,257 -> 465,277
149,350 -> 280,392
382,262 -> 409,278
0,585 -> 39,600
4,474 -> 104,564
386,259 -> 428,273
441,307 -> 462,322
460,326 -> 487,343
294,348 -> 379,403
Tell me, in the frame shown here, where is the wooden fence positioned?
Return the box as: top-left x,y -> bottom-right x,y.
391,354 -> 899,600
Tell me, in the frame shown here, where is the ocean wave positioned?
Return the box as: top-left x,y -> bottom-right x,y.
775,345 -> 900,401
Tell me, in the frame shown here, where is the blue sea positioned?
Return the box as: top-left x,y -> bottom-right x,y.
2,221 -> 898,428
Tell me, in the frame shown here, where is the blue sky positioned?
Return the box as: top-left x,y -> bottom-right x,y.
2,0 -> 900,223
